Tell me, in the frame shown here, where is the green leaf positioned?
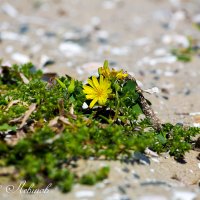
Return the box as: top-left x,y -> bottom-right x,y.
132,103 -> 143,116
68,79 -> 75,94
0,123 -> 17,131
122,80 -> 137,93
56,78 -> 67,89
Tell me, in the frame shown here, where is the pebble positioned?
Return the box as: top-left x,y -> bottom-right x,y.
122,167 -> 130,173
40,55 -> 55,68
132,172 -> 140,179
91,16 -> 101,28
19,24 -> 29,34
0,31 -> 28,42
189,112 -> 200,116
139,195 -> 168,200
162,34 -> 189,48
75,190 -> 95,198
82,102 -> 88,109
154,48 -> 168,56
104,193 -> 130,200
111,47 -> 130,56
118,185 -> 126,194
133,37 -> 152,46
2,3 -> 18,17
11,52 -> 30,64
102,0 -> 117,10
63,30 -> 90,45
132,152 -> 150,165
59,42 -> 83,57
176,123 -> 184,127
96,30 -> 109,44
172,190 -> 197,200
144,87 -> 159,94
198,163 -> 200,169
138,56 -> 176,66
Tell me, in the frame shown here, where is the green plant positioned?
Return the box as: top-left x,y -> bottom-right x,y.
0,61 -> 199,192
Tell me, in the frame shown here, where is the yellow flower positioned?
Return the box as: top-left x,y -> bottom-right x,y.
115,69 -> 128,79
83,75 -> 112,108
98,61 -> 128,79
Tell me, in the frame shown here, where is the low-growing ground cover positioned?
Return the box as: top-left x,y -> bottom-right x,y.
0,61 -> 199,192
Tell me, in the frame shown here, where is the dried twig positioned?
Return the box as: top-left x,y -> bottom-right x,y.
127,74 -> 162,131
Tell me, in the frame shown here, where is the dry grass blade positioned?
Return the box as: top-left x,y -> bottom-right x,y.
6,100 -> 20,111
59,116 -> 72,126
19,73 -> 30,84
19,103 -> 37,128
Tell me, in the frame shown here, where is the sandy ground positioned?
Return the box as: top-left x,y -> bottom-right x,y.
0,0 -> 200,199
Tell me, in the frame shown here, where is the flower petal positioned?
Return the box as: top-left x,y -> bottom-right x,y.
86,94 -> 96,99
87,78 -> 95,88
92,76 -> 100,89
83,85 -> 95,94
98,98 -> 107,105
89,98 -> 98,108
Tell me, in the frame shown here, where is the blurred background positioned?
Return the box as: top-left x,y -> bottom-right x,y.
1,0 -> 200,124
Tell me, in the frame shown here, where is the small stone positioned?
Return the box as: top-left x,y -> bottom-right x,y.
19,24 -> 29,34
183,88 -> 191,96
59,42 -> 83,57
12,53 -> 30,64
96,30 -> 109,44
132,172 -> 140,179
139,195 -> 168,200
2,3 -> 18,17
162,96 -> 169,100
176,123 -> 183,127
132,152 -> 150,165
172,190 -> 197,200
82,102 -> 88,109
118,185 -> 126,194
40,55 -> 55,67
111,47 -> 130,56
75,190 -> 95,198
122,167 -> 130,173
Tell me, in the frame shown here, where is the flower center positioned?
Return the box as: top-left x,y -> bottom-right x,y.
96,88 -> 105,98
